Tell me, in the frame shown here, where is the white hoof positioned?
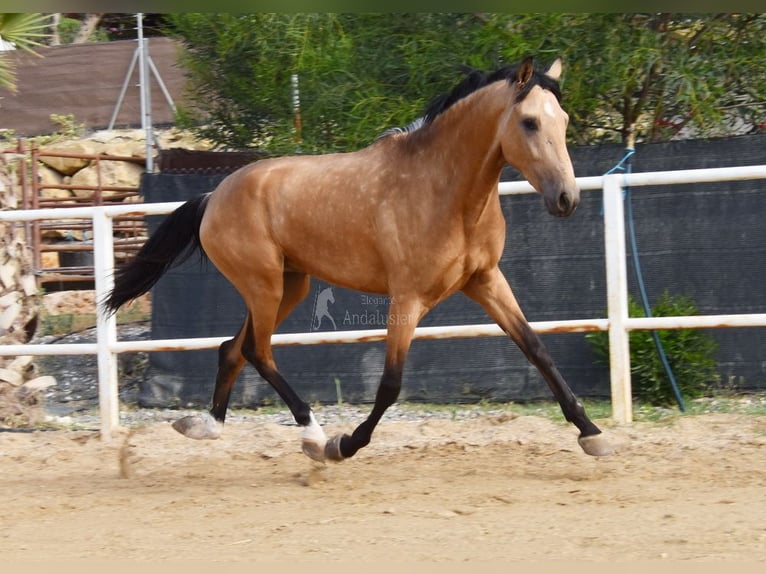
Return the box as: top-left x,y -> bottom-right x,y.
578,433 -> 614,457
172,413 -> 223,440
301,412 -> 328,463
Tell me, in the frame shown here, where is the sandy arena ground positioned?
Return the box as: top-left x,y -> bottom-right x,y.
1,408 -> 765,563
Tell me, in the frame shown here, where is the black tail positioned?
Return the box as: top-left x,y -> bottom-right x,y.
102,193 -> 210,315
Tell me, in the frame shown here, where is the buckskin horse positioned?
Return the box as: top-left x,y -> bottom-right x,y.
104,58 -> 613,461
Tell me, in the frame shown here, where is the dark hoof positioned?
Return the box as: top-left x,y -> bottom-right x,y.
324,434 -> 346,462
578,433 -> 613,457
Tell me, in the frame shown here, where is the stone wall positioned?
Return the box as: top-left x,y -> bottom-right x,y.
33,128 -> 213,211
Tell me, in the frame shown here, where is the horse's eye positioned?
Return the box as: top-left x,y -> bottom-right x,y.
522,118 -> 539,132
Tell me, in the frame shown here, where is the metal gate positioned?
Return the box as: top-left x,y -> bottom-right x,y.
2,139 -> 147,288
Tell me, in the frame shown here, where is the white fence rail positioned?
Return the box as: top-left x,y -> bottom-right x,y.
2,165 -> 766,440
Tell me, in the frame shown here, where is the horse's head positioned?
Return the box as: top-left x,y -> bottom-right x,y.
500,58 -> 579,217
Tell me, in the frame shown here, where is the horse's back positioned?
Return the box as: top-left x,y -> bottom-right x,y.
201,149 -> 392,293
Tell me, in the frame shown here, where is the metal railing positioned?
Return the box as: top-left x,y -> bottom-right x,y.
1,165 -> 766,440
4,140 -> 146,287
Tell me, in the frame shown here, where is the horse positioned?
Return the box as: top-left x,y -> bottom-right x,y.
103,57 -> 613,461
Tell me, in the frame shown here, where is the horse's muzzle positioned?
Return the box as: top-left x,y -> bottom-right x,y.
558,189 -> 579,217
546,188 -> 579,217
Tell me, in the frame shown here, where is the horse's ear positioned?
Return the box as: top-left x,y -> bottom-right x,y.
545,58 -> 563,81
516,57 -> 534,87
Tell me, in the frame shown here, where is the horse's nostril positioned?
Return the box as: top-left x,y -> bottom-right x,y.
558,192 -> 571,214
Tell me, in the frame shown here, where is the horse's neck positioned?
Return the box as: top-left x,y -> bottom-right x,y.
420,83 -> 511,216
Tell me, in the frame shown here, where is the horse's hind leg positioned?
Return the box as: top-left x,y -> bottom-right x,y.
463,266 -> 613,457
254,272 -> 327,456
236,272 -> 329,460
173,272 -> 310,441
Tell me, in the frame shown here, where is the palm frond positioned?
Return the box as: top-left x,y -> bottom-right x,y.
0,13 -> 53,52
0,53 -> 16,90
0,13 -> 52,92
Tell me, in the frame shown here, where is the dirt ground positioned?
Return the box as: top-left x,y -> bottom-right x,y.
1,409 -> 765,563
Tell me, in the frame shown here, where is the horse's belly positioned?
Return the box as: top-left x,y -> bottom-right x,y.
284,250 -> 389,295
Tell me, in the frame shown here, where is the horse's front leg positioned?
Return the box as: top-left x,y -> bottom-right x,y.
463,266 -> 613,456
324,297 -> 426,461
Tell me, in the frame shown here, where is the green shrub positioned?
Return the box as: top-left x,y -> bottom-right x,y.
585,291 -> 720,405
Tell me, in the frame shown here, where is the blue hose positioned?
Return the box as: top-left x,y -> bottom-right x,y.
608,148 -> 687,412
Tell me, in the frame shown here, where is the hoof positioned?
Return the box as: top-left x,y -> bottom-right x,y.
301,437 -> 328,463
324,434 -> 346,462
301,411 -> 328,462
578,433 -> 614,457
172,413 -> 222,440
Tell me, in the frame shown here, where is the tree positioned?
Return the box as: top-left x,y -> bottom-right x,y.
71,13 -> 103,43
167,13 -> 493,152
0,13 -> 52,92
479,13 -> 766,145
50,13 -> 168,45
167,13 -> 766,152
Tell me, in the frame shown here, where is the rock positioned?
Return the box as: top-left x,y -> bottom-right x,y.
101,141 -> 145,158
0,301 -> 21,330
0,367 -> 23,386
0,259 -> 20,289
88,128 -> 144,144
37,161 -> 75,204
37,141 -> 95,175
40,186 -> 74,203
23,375 -> 57,390
6,355 -> 34,371
69,160 -> 144,199
42,290 -> 96,316
19,274 -> 37,297
122,194 -> 142,204
156,127 -> 214,150
40,252 -> 59,269
0,290 -> 21,309
36,164 -> 65,190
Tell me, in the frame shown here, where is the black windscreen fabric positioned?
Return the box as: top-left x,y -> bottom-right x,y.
138,135 -> 766,408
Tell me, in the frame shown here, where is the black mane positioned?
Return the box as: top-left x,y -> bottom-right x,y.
377,60 -> 561,140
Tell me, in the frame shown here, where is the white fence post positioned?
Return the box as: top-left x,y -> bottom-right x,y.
92,208 -> 120,440
602,174 -> 632,424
